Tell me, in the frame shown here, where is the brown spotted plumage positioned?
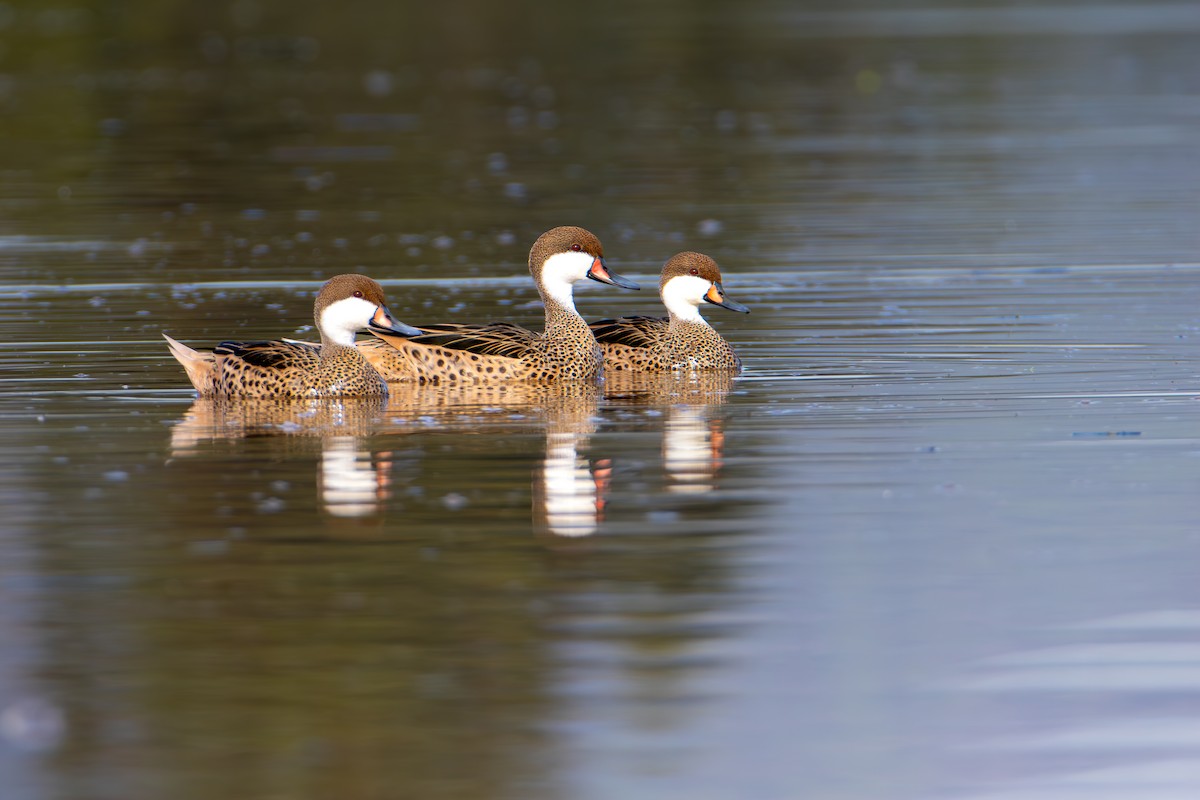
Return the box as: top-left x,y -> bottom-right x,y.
163,274 -> 422,398
590,252 -> 748,372
359,226 -> 640,383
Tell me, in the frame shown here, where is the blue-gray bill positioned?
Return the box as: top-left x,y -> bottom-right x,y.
705,283 -> 750,313
369,306 -> 424,337
587,258 -> 641,291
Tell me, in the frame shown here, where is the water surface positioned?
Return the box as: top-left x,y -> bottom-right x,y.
1,2 -> 1199,799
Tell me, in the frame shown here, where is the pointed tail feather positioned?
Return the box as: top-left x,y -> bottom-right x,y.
162,333 -> 216,394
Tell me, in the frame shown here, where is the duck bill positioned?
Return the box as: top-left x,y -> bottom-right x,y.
587,257 -> 640,290
704,283 -> 750,313
369,305 -> 423,337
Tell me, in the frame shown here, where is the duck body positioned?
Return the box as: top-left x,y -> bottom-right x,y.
163,274 -> 421,398
590,315 -> 742,372
591,252 -> 748,372
359,226 -> 639,384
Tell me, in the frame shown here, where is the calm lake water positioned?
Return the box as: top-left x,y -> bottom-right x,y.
2,2 -> 1199,799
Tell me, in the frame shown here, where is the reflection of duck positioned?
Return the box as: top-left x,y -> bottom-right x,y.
319,436 -> 393,518
382,382 -> 608,538
163,274 -> 421,398
359,226 -> 639,384
168,396 -> 387,448
604,371 -> 735,495
168,396 -> 391,518
169,382 -> 612,534
534,432 -> 607,538
591,252 -> 748,372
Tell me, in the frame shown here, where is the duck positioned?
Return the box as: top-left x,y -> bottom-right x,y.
163,273 -> 422,397
358,225 -> 639,383
589,251 -> 749,372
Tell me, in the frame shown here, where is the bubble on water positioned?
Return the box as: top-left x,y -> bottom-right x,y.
504,182 -> 527,201
431,235 -> 454,250
715,109 -> 737,133
251,243 -> 270,257
241,208 -> 266,221
0,697 -> 65,753
441,493 -> 468,511
486,152 -> 508,174
364,70 -> 393,97
697,218 -> 724,237
128,238 -> 148,258
103,470 -> 129,482
506,106 -> 529,129
257,497 -> 286,513
495,230 -> 516,246
88,296 -> 106,307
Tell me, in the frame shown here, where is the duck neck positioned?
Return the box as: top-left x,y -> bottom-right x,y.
667,308 -> 714,335
543,295 -> 592,341
536,270 -> 590,341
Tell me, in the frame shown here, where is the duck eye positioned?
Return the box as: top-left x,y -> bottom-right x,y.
353,290 -> 363,298
571,244 -> 582,252
689,268 -> 699,275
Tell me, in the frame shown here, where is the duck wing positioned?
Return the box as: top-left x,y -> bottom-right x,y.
385,322 -> 541,360
589,316 -> 667,349
213,340 -> 321,369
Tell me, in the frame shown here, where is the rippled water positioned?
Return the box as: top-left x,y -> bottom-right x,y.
2,2 -> 1200,799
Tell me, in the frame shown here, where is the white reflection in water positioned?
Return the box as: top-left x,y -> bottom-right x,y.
318,436 -> 390,518
537,430 -> 604,537
663,405 -> 725,495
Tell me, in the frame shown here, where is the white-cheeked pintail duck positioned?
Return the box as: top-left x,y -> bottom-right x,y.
163,273 -> 422,398
359,226 -> 639,383
589,251 -> 748,372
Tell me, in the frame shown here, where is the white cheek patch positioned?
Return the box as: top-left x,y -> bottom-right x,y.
540,251 -> 597,311
661,275 -> 712,324
319,296 -> 379,346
